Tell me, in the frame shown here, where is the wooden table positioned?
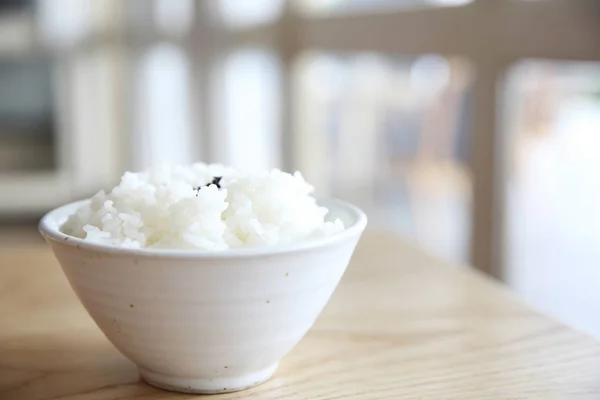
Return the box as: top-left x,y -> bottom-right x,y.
2,232 -> 600,399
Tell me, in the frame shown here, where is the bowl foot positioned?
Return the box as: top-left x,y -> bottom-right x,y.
139,363 -> 278,394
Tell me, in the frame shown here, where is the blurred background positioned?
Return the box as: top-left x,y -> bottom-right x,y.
0,0 -> 599,337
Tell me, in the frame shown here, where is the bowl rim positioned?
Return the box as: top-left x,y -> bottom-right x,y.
39,198 -> 367,259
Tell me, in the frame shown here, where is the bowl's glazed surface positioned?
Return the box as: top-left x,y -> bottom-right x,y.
39,199 -> 367,394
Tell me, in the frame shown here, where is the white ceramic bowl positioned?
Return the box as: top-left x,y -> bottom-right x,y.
39,198 -> 367,394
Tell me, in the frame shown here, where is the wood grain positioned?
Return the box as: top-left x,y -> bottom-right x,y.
1,232 -> 600,399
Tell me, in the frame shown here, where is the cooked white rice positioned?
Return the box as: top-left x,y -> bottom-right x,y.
61,163 -> 344,250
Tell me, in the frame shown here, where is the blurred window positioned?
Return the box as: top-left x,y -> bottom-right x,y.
213,49 -> 282,171
218,0 -> 284,29
503,60 -> 600,338
133,43 -> 193,170
0,0 -> 33,12
37,0 -> 92,46
295,0 -> 473,15
153,0 -> 194,37
294,51 -> 473,262
0,58 -> 55,172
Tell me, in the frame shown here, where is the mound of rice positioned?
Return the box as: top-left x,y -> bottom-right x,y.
61,163 -> 344,250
